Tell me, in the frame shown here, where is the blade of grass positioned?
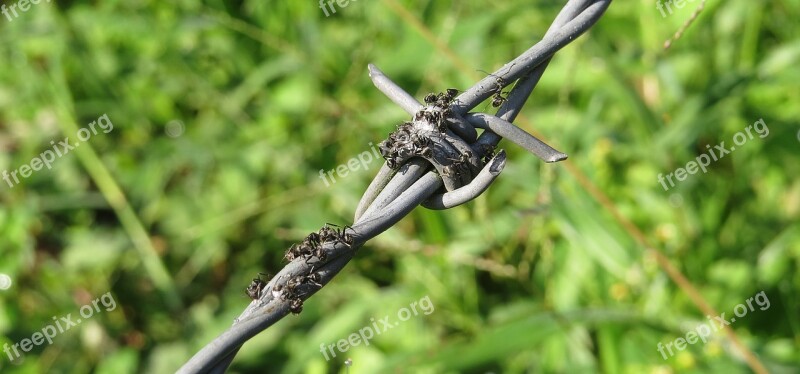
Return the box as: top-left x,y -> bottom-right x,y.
46,56 -> 182,312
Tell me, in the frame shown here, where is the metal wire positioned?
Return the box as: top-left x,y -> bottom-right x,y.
178,1 -> 611,372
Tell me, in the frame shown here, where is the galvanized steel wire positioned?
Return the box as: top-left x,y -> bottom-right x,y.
179,1 -> 611,372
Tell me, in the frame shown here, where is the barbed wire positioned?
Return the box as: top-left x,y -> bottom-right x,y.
178,1 -> 611,372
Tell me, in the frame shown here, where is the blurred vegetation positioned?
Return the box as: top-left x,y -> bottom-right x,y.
1,0 -> 798,373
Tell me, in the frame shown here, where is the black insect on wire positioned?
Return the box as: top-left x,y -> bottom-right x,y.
303,232 -> 322,248
490,76 -> 509,107
478,66 -> 515,108
310,244 -> 328,263
321,223 -> 355,247
282,272 -> 326,314
289,298 -> 304,314
438,88 -> 459,107
284,276 -> 307,314
319,224 -> 340,242
421,88 -> 459,131
284,242 -> 315,262
305,273 -> 323,288
285,229 -> 332,262
245,273 -> 270,300
439,151 -> 471,180
337,225 -> 355,247
423,88 -> 458,107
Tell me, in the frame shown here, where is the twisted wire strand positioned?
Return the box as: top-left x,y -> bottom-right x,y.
178,1 -> 611,372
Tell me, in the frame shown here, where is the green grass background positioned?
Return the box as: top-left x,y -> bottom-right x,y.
1,0 -> 798,373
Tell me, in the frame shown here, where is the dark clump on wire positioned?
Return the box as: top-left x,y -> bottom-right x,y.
245,273 -> 270,300
379,89 -> 459,169
249,224 -> 356,314
282,224 -> 354,263
270,272 -> 325,315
